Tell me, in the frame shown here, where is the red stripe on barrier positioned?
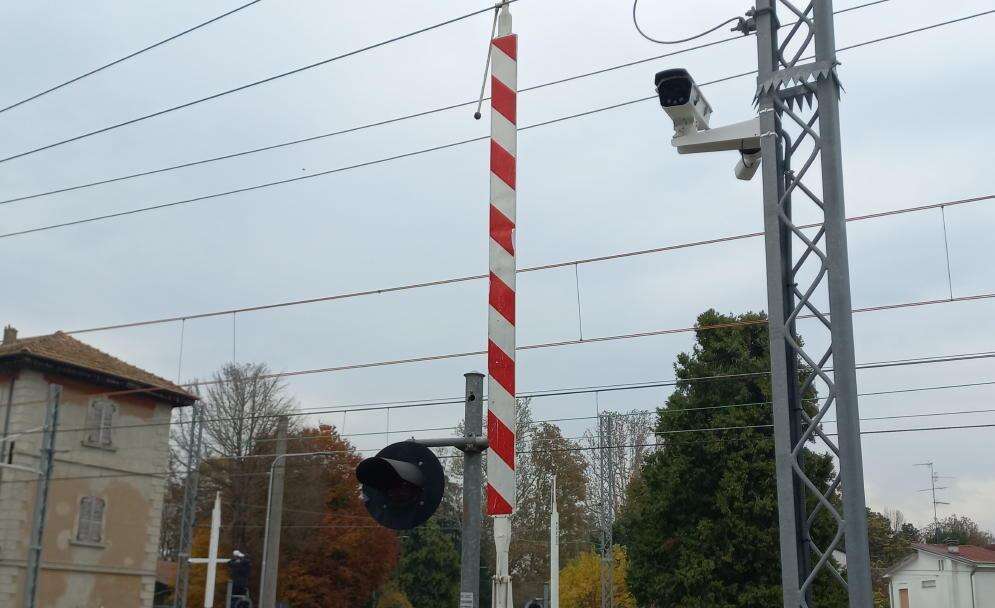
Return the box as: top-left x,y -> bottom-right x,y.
489,272 -> 515,324
491,76 -> 516,124
489,205 -> 515,255
492,34 -> 517,61
487,483 -> 514,515
487,413 -> 516,468
488,339 -> 515,396
490,140 -> 516,189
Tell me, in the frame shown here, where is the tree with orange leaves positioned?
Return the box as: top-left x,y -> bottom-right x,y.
271,426 -> 398,607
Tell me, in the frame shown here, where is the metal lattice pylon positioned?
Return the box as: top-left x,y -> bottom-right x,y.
173,403 -> 205,608
754,1 -> 873,607
597,414 -> 615,608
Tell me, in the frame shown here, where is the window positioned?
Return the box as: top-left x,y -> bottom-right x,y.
938,559 -> 945,571
75,496 -> 105,544
85,399 -> 116,447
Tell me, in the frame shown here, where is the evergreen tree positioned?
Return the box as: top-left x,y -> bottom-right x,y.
396,517 -> 461,607
617,309 -> 847,608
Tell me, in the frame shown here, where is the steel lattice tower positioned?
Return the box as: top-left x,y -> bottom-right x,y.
173,403 -> 205,608
753,1 -> 873,606
597,414 -> 615,608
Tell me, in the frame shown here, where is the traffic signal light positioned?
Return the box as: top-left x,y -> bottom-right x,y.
356,441 -> 445,530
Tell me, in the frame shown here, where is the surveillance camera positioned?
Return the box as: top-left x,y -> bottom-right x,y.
735,149 -> 762,181
654,68 -> 712,137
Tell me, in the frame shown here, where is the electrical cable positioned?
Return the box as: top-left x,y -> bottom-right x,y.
0,0 -> 888,209
5,291 -> 988,414
0,0 -> 266,115
8,346 -> 995,438
3,7 -> 992,241
633,0 -> 746,45
58,193 -> 994,335
0,0 -> 519,166
6,420 -> 994,484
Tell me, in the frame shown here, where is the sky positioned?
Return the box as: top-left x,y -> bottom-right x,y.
1,0 -> 993,533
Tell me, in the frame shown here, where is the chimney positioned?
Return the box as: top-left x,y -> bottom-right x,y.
945,538 -> 960,554
2,325 -> 16,345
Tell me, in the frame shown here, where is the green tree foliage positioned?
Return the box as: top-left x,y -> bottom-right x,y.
617,309 -> 847,608
396,517 -> 461,608
867,510 -> 915,607
923,514 -> 995,545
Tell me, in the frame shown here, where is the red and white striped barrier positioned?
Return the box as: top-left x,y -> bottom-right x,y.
486,29 -> 517,518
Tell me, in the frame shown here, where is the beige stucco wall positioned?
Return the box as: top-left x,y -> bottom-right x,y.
0,368 -> 175,607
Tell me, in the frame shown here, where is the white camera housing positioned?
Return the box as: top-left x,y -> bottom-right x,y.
655,69 -> 712,137
656,68 -> 762,181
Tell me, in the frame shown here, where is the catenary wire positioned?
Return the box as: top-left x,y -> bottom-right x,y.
0,0 -> 886,203
0,0 -> 519,166
12,290 -> 988,409
6,291 -> 990,413
2,9 -> 990,240
62,193 -> 994,335
9,346 -> 995,439
0,0 -> 266,115
5,421 -> 993,485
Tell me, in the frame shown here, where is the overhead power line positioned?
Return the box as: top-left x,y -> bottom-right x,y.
61,193 -> 993,335
0,0 -> 266,115
5,420 -> 994,485
0,0 -> 518,166
0,0 -> 891,207
3,7 -> 992,240
59,291 -> 992,403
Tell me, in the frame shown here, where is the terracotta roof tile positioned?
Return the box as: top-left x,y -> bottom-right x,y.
0,331 -> 194,400
915,543 -> 995,564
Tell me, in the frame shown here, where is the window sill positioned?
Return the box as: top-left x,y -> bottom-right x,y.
70,539 -> 105,549
80,441 -> 117,452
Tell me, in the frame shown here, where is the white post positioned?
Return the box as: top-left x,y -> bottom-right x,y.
492,515 -> 513,608
204,492 -> 222,608
550,476 -> 559,608
188,492 -> 229,608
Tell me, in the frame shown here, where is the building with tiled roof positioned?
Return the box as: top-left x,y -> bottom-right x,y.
884,541 -> 995,608
0,325 -> 196,607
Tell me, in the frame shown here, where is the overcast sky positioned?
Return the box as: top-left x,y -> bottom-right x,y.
1,0 -> 993,532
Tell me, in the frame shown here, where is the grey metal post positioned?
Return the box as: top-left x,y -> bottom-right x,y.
174,402 -> 205,608
812,2 -> 872,604
23,384 -> 60,608
597,414 -> 614,608
755,3 -> 807,605
260,416 -> 288,608
754,1 -> 872,606
460,372 -> 484,608
225,580 -> 233,608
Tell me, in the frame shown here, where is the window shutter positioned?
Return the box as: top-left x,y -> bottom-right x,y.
86,403 -> 101,444
99,404 -> 114,446
77,497 -> 93,542
90,497 -> 105,542
77,496 -> 105,543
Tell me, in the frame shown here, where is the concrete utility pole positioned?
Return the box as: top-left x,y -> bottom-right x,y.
260,416 -> 288,608
175,403 -> 205,608
22,384 -> 60,608
753,1 -> 873,606
460,373 -> 485,608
